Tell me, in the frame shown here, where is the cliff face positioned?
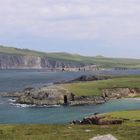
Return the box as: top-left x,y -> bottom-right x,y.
0,54 -> 42,69
0,54 -> 83,69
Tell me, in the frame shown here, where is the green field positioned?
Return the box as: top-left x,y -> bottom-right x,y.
0,110 -> 140,140
63,76 -> 140,96
0,45 -> 140,68
107,110 -> 140,120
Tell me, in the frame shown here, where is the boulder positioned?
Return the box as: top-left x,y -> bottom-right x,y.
90,134 -> 118,140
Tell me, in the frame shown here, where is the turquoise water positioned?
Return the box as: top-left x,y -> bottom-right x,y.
0,69 -> 140,124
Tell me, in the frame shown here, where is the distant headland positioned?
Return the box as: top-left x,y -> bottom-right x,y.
0,45 -> 140,70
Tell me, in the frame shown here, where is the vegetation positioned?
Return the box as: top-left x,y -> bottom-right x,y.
0,45 -> 47,57
0,45 -> 140,68
63,75 -> 140,96
0,110 -> 140,140
108,110 -> 140,120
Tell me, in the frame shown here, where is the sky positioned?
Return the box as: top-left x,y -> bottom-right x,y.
0,0 -> 140,58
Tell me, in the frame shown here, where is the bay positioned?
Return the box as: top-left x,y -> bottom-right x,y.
0,69 -> 140,124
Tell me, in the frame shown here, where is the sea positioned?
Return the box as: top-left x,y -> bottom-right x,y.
0,69 -> 140,124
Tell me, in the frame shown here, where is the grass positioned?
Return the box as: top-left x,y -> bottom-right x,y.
0,45 -> 140,68
108,110 -> 140,120
0,124 -> 139,140
0,110 -> 140,140
0,45 -> 47,57
63,75 -> 140,96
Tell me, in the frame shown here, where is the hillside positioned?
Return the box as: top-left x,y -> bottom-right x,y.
0,45 -> 140,69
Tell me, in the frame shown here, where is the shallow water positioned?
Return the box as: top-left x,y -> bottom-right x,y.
0,69 -> 140,124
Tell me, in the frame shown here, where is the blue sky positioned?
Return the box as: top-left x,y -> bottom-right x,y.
0,0 -> 140,58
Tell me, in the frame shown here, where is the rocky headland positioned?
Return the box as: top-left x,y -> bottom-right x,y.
12,87 -> 140,106
1,75 -> 140,106
2,86 -> 71,105
2,85 -> 106,106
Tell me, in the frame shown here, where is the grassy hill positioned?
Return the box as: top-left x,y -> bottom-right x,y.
0,45 -> 140,69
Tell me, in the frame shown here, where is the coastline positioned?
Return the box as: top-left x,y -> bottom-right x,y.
0,72 -> 140,125
1,74 -> 140,107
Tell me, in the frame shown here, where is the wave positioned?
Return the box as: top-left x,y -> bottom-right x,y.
9,102 -> 61,108
9,103 -> 36,108
43,105 -> 61,108
8,99 -> 16,102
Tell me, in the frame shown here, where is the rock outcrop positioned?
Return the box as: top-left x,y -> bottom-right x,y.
69,96 -> 106,106
102,88 -> 140,98
15,86 -> 74,105
71,114 -> 123,125
54,75 -> 111,84
70,75 -> 111,82
2,86 -> 140,106
2,85 -> 106,106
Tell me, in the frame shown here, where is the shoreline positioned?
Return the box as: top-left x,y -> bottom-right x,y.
1,75 -> 140,107
8,97 -> 140,108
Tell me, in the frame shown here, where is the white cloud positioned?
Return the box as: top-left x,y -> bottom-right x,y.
0,0 -> 140,41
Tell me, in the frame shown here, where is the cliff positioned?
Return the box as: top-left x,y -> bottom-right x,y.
0,45 -> 140,69
0,46 -> 90,69
0,54 -> 84,69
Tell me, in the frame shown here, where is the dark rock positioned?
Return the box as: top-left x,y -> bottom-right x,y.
71,114 -> 123,125
81,118 -> 93,125
70,75 -> 111,82
99,119 -> 123,125
71,120 -> 81,125
102,88 -> 140,98
24,87 -> 34,91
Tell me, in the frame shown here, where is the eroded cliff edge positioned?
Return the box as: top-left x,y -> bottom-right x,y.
0,54 -> 84,69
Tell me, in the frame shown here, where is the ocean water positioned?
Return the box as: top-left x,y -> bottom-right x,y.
0,69 -> 140,124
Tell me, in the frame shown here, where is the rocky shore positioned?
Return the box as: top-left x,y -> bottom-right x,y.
2,86 -> 71,105
2,86 -> 140,106
71,113 -> 123,125
1,75 -> 140,106
2,86 -> 107,106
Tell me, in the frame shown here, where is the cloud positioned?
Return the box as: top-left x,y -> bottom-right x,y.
0,0 -> 140,41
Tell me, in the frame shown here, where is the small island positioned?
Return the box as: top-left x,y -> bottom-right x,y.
2,75 -> 140,106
